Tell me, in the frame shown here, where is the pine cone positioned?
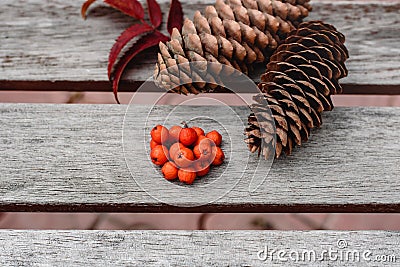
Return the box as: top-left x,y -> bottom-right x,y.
244,21 -> 349,158
154,0 -> 311,94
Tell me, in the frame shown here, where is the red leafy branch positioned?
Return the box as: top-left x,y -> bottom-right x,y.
82,0 -> 184,103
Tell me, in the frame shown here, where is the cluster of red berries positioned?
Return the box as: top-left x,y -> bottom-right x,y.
150,122 -> 225,184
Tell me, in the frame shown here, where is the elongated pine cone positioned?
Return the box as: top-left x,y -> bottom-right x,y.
154,0 -> 311,94
245,21 -> 349,158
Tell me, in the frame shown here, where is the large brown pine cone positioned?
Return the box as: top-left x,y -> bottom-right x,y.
154,0 -> 311,94
245,21 -> 349,158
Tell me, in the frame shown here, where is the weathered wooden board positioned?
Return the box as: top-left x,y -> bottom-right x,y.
1,0 -> 400,93
0,230 -> 399,266
0,104 -> 399,212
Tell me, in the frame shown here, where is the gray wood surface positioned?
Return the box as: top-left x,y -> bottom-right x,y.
0,230 -> 399,266
1,0 -> 400,93
0,103 -> 399,212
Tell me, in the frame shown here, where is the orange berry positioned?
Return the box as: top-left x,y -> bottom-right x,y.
194,135 -> 208,146
150,139 -> 158,150
211,146 -> 225,166
206,130 -> 222,147
173,147 -> 195,168
179,122 -> 198,146
151,125 -> 169,145
192,126 -> 205,137
169,125 -> 182,142
194,161 -> 211,177
161,162 -> 179,180
178,168 -> 197,184
193,138 -> 214,161
169,142 -> 185,159
150,145 -> 169,166
179,128 -> 198,146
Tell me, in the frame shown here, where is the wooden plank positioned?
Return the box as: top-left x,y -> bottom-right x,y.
0,103 -> 399,212
1,0 -> 400,93
0,230 -> 399,266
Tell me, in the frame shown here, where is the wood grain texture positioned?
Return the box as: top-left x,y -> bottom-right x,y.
0,230 -> 399,266
0,103 -> 399,212
1,0 -> 400,93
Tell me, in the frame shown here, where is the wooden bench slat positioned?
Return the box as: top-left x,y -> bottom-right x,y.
0,230 -> 399,265
1,0 -> 400,93
1,103 -> 399,212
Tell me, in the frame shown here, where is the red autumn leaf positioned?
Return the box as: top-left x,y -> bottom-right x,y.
147,0 -> 163,28
104,0 -> 145,20
167,0 -> 183,35
108,23 -> 154,78
81,0 -> 97,19
111,31 -> 169,103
